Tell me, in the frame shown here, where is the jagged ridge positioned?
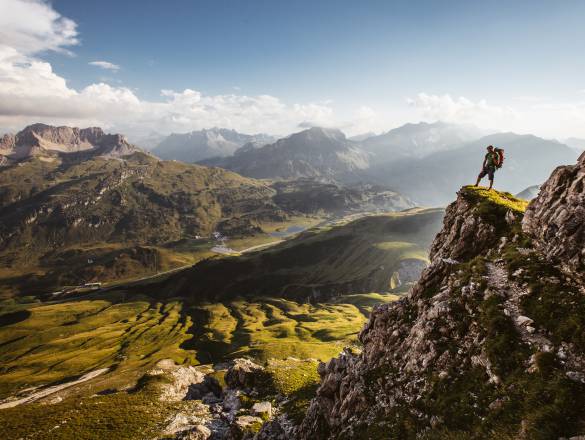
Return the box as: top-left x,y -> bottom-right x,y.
296,157 -> 585,440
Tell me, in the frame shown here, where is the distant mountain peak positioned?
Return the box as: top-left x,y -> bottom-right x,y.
153,128 -> 275,162
202,126 -> 369,181
0,123 -> 140,161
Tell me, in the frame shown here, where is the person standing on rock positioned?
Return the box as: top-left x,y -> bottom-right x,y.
475,145 -> 500,190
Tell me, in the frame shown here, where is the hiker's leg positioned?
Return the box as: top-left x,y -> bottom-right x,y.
476,169 -> 486,186
488,179 -> 493,190
488,169 -> 494,190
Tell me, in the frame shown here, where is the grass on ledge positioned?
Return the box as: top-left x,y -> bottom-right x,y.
461,185 -> 529,214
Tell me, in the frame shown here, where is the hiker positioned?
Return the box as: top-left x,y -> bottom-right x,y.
475,145 -> 502,190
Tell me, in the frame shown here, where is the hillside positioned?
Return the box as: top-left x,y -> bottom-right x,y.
296,152 -> 585,439
0,150 -> 286,296
121,208 -> 443,304
152,128 -> 274,163
202,127 -> 370,181
0,124 -> 417,297
367,132 -> 578,205
0,208 -> 444,438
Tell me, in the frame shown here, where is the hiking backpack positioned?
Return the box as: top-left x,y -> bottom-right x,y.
494,148 -> 505,169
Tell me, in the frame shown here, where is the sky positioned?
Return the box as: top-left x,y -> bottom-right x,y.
1,0 -> 585,140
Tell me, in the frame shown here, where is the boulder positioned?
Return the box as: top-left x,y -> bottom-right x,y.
251,401 -> 273,419
225,358 -> 265,390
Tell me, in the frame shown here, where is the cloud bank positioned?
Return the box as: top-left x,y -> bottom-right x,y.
1,0 -> 585,141
0,0 -> 336,138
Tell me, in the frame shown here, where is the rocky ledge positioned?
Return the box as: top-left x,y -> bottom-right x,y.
297,178 -> 585,439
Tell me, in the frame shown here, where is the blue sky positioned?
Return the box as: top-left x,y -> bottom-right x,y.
2,0 -> 585,138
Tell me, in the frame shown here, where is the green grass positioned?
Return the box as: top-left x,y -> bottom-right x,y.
462,186 -> 529,214
263,358 -> 321,424
187,296 -> 399,363
0,385 -> 197,440
0,293 -> 195,399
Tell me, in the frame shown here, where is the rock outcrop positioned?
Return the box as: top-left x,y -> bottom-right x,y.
0,123 -> 140,160
297,180 -> 585,439
523,151 -> 585,282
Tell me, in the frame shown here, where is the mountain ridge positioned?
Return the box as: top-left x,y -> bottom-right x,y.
295,153 -> 585,439
0,123 -> 140,160
202,126 -> 370,181
152,127 -> 274,163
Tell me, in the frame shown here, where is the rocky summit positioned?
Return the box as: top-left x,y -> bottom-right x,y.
295,155 -> 585,439
0,123 -> 140,161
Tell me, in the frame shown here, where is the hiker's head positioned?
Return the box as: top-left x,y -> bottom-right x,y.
487,145 -> 494,152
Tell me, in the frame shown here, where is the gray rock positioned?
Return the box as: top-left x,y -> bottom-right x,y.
251,401 -> 273,419
225,358 -> 266,390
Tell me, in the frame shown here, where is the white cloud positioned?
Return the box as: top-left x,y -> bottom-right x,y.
0,0 -> 78,56
406,93 -> 517,128
89,61 -> 120,71
0,0 -> 335,137
407,92 -> 585,139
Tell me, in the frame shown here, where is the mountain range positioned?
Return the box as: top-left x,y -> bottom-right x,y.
152,128 -> 274,163
360,121 -> 484,162
202,126 -> 370,181
0,123 -> 413,296
565,137 -> 585,152
366,132 -> 579,205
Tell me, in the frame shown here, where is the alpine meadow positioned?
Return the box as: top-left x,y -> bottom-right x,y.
1,1 -> 585,439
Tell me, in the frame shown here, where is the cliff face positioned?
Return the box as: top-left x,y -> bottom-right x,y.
297,174 -> 585,438
523,151 -> 585,283
1,123 -> 140,160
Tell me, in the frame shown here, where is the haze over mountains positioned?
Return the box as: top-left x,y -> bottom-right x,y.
202,126 -> 370,181
182,121 -> 577,206
152,128 -> 274,162
368,132 -> 579,205
360,121 -> 484,161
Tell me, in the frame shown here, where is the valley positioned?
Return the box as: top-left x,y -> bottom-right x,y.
0,122 -> 580,440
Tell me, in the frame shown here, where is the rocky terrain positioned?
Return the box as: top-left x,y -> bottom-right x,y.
294,153 -> 585,439
152,128 -> 274,163
0,123 -> 140,160
202,127 -> 370,182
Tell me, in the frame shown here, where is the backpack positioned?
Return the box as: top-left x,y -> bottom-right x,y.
494,148 -> 505,169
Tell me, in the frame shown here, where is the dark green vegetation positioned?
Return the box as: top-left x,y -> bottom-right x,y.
0,149 -> 417,298
134,208 -> 443,303
0,152 -> 283,297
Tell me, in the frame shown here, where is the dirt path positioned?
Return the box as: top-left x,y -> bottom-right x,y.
0,368 -> 109,409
